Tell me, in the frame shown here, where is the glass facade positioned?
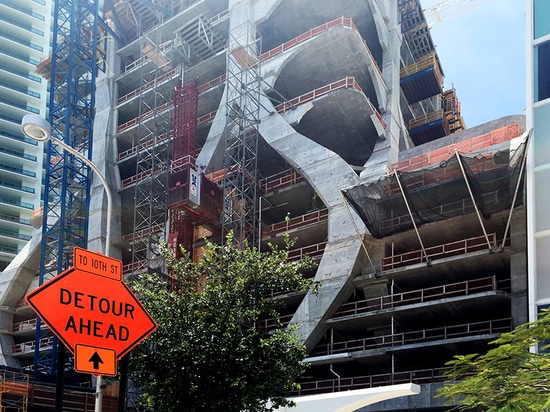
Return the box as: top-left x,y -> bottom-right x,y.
533,104 -> 550,165
535,40 -> 550,102
528,0 -> 550,321
0,0 -> 51,271
534,0 -> 550,38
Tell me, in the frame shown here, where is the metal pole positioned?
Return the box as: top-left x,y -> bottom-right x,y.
258,197 -> 262,252
394,172 -> 430,265
501,132 -> 531,248
51,137 -> 112,412
55,343 -> 64,412
454,151 -> 492,250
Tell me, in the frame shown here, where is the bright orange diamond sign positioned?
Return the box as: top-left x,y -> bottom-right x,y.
26,248 -> 157,362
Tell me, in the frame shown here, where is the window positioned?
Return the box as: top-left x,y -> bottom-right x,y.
535,40 -> 550,102
534,0 -> 550,39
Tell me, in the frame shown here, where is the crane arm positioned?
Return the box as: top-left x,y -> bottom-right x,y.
423,0 -> 492,27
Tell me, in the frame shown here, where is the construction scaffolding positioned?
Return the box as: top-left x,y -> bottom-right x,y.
443,88 -> 467,133
0,369 -> 29,412
399,0 -> 436,61
130,29 -> 173,276
221,21 -> 262,247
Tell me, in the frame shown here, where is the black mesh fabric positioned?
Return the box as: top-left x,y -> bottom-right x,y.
343,140 -> 527,239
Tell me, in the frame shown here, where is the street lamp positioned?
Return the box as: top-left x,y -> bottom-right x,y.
21,113 -> 111,412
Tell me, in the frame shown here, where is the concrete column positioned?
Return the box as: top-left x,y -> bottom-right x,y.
88,44 -> 122,259
361,0 -> 404,181
509,209 -> 528,326
257,94 -> 368,349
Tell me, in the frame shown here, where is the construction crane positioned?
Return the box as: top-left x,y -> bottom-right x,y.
33,0 -> 122,385
423,0 -> 492,27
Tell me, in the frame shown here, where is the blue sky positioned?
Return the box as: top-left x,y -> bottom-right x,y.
420,0 -> 526,128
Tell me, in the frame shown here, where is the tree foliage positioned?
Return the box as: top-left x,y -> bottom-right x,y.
128,233 -> 317,412
437,309 -> 550,412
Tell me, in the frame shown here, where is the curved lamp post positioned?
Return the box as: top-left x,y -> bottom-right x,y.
21,113 -> 111,412
21,114 -> 112,255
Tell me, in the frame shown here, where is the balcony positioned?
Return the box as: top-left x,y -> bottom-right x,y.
311,318 -> 511,357
334,275 -> 508,317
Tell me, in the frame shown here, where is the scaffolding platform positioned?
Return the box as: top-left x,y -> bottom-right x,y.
408,109 -> 448,145
400,53 -> 443,103
0,369 -> 29,412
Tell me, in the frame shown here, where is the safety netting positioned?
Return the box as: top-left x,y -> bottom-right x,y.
343,138 -> 528,239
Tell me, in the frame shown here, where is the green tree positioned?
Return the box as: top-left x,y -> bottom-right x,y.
437,309 -> 550,412
128,233 -> 316,412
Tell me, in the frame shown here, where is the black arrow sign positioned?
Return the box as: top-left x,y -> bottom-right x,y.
89,351 -> 103,369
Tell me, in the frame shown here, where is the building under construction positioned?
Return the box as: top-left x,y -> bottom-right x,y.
0,0 -> 528,410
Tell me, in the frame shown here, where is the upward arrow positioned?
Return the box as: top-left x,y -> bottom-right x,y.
89,351 -> 103,369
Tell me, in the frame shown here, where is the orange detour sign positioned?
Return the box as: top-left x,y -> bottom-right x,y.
26,249 -> 157,363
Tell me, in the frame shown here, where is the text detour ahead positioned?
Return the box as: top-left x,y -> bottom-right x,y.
26,266 -> 157,360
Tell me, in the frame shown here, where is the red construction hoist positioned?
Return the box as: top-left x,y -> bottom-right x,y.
167,79 -> 222,259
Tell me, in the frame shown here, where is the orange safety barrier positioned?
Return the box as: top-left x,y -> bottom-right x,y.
392,123 -> 523,172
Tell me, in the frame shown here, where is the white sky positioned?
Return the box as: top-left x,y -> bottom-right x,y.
420,0 -> 526,128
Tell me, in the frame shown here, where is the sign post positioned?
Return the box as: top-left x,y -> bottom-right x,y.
26,247 -> 158,377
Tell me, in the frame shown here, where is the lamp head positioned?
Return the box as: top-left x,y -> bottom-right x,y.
21,114 -> 51,142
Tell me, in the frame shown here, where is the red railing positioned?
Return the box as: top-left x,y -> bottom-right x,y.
120,165 -> 165,188
121,223 -> 164,242
12,336 -> 54,355
260,168 -> 305,193
276,76 -> 358,111
382,233 -> 497,271
12,318 -> 38,333
122,259 -> 149,276
259,16 -> 384,83
118,76 -> 385,133
119,72 -> 227,108
117,68 -> 179,105
265,208 -> 328,236
334,276 -> 508,317
311,318 -> 511,357
117,101 -> 172,132
288,241 -> 326,261
198,74 -> 226,93
118,131 -> 172,162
